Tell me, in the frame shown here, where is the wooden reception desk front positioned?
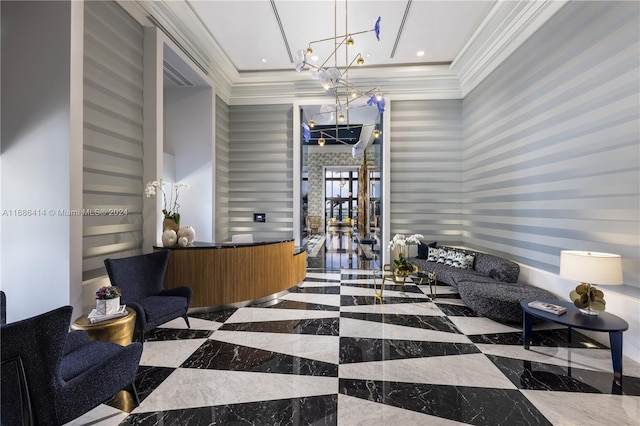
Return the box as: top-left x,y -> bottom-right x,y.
155,240 -> 306,308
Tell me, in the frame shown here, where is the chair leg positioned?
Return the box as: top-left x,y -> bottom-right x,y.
124,381 -> 140,407
182,314 -> 191,329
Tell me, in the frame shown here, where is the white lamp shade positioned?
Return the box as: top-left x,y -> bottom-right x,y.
560,250 -> 623,285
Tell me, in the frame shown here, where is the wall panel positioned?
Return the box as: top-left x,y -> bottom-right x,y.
463,1 -> 639,287
83,0 -> 144,280
228,104 -> 293,240
389,100 -> 463,247
215,96 -> 230,241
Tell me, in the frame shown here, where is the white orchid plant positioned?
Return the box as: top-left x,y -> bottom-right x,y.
388,233 -> 424,272
144,179 -> 189,223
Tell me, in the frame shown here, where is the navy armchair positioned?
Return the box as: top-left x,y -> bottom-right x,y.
0,306 -> 142,425
104,250 -> 192,343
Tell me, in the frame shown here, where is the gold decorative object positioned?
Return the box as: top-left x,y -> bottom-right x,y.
163,217 -> 179,232
560,250 -> 623,315
71,308 -> 136,346
570,283 -> 606,312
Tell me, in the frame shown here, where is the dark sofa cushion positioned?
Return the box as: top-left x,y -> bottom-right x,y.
416,241 -> 437,259
474,253 -> 520,283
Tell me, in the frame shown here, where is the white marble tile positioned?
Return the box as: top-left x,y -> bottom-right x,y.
299,280 -> 340,288
139,338 -> 208,368
521,390 -> 640,426
340,302 -> 444,316
159,316 -> 222,331
448,316 -> 523,335
340,286 -> 430,300
417,285 -> 459,296
340,317 -> 471,344
341,278 -> 377,285
433,298 -> 467,306
476,344 -> 640,378
63,404 -> 128,426
338,394 -> 466,426
133,369 -> 339,413
279,292 -> 341,307
225,307 -> 339,324
342,269 -> 373,276
339,353 -> 517,389
305,271 -> 341,281
210,330 -> 339,364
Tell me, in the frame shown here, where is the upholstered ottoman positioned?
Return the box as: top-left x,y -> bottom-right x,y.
456,279 -> 556,323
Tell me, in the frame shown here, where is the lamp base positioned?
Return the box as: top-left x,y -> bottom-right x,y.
569,283 -> 606,314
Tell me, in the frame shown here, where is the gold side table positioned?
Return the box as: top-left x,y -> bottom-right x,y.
415,271 -> 437,299
71,307 -> 136,346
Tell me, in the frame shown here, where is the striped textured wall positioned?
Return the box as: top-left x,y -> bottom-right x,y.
83,1 -> 144,280
389,100 -> 464,246
228,104 -> 294,240
462,1 -> 639,286
215,95 -> 230,242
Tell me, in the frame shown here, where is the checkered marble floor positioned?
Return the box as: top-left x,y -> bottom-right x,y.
69,270 -> 640,425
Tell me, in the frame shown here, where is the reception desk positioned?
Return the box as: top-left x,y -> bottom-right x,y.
155,240 -> 306,309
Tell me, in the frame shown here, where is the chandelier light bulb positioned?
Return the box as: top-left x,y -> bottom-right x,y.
376,91 -> 383,101
373,129 -> 381,138
351,89 -> 358,98
318,137 -> 326,146
309,120 -> 315,128
306,47 -> 313,55
347,36 -> 354,46
338,114 -> 345,122
357,57 -> 364,65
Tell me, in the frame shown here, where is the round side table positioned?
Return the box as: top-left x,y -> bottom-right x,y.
71,307 -> 136,346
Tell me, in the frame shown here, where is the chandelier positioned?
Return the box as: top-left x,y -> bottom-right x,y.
296,0 -> 385,147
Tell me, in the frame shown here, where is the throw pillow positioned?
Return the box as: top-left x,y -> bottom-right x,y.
445,249 -> 456,266
437,248 -> 448,264
452,251 -> 465,268
427,246 -> 439,262
454,252 -> 475,269
416,241 -> 438,259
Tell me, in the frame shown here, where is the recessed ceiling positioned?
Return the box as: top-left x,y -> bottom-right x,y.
187,0 -> 496,73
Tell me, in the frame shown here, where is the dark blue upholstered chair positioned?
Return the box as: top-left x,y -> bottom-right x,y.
0,306 -> 142,425
104,250 -> 192,343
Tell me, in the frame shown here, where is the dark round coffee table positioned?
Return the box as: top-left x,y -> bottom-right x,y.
520,298 -> 628,381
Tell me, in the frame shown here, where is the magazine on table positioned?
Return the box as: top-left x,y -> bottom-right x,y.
527,301 -> 567,315
88,305 -> 128,323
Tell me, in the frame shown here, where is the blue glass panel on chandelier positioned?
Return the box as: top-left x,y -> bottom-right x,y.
367,93 -> 386,113
302,122 -> 311,143
375,17 -> 381,41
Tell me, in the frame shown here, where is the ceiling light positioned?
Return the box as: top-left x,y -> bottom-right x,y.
260,58 -> 268,63
296,0 -> 385,149
416,50 -> 425,57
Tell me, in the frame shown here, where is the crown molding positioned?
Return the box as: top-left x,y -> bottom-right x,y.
451,0 -> 568,97
123,0 -> 565,104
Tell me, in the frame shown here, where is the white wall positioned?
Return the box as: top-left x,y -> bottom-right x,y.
164,87 -> 215,242
0,0 -> 84,322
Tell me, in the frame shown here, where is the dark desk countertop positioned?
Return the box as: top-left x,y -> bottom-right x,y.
154,239 -> 305,255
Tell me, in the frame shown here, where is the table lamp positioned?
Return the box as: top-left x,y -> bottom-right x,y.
560,250 -> 623,315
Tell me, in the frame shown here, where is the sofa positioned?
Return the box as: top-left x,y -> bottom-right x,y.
410,242 -> 556,323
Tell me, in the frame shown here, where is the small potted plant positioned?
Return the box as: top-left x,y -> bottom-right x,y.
95,285 -> 122,316
388,233 -> 423,282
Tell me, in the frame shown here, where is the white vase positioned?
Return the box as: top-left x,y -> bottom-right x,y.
96,297 -> 120,316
